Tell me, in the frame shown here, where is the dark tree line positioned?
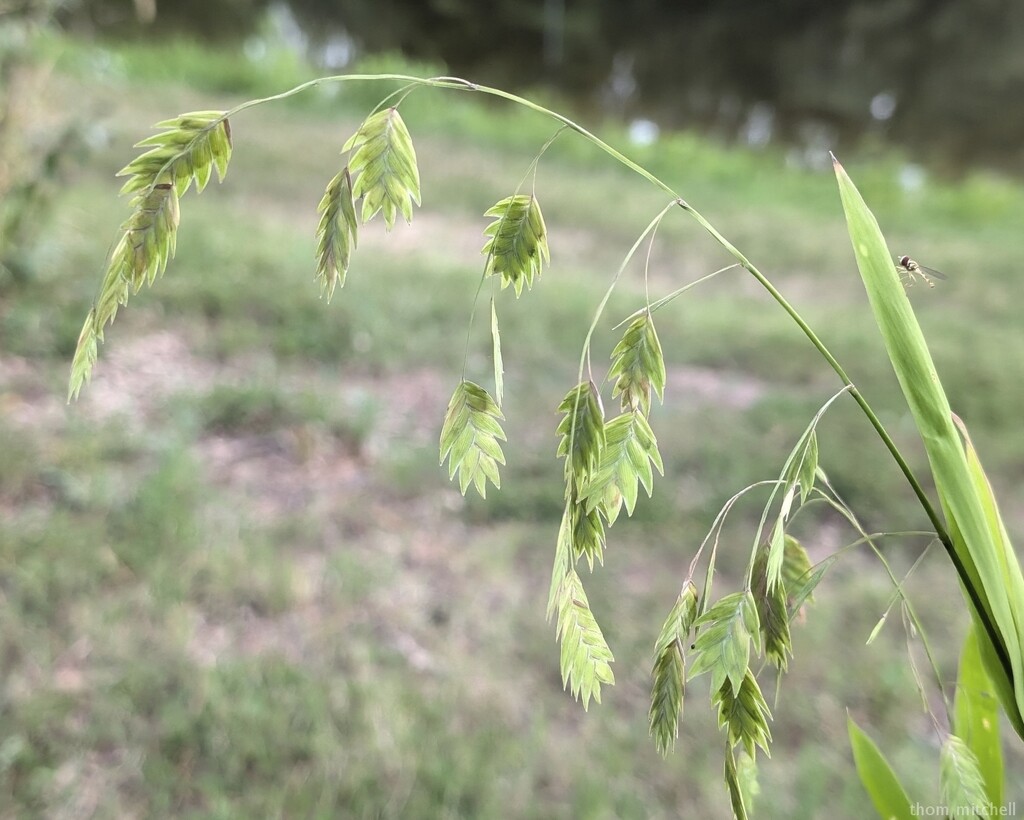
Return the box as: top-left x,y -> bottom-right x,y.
65,0 -> 1024,172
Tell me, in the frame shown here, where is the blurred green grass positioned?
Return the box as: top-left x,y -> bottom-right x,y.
2,35 -> 1023,817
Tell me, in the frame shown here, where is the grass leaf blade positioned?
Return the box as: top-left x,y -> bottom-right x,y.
847,715 -> 914,820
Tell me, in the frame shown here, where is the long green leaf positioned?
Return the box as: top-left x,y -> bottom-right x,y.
834,158 -> 1024,737
847,715 -> 913,820
954,626 -> 1004,805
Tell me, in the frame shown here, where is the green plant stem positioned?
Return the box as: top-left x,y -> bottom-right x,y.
176,73 -> 950,548
675,209 -> 948,541
153,72 -> 1009,682
422,77 -> 950,546
575,201 -> 676,386
818,482 -> 951,720
114,67 -> 1015,687
220,72 -> 949,547
420,76 -> 1011,683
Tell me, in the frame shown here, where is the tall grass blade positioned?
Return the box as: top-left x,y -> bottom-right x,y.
847,715 -> 914,820
833,157 -> 1024,738
954,625 -> 1004,806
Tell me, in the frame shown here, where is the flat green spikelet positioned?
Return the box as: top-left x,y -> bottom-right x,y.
69,111 -> 232,401
689,592 -> 760,696
315,167 -> 358,300
649,583 -> 698,756
940,735 -> 988,814
580,410 -> 663,522
572,499 -> 606,568
555,382 -> 608,569
752,548 -> 793,670
119,110 -> 232,197
68,309 -> 99,403
781,534 -> 814,605
482,194 -> 549,296
345,107 -> 421,230
555,568 -> 615,710
608,311 -> 666,415
713,670 -> 773,758
438,380 -> 507,498
556,381 -> 605,489
725,747 -> 751,820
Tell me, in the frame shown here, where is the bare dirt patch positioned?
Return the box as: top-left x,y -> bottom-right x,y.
79,330 -> 218,430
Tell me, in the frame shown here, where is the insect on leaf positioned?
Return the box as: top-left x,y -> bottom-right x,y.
836,158 -> 1024,735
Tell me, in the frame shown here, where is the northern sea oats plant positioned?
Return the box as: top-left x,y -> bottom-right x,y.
68,74 -> 1023,818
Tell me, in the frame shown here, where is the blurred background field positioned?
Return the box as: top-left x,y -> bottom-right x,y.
2,2 -> 1024,817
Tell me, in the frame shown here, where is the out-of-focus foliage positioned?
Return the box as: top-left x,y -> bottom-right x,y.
291,0 -> 1024,171
71,0 -> 1024,173
63,0 -> 273,39
0,0 -> 85,286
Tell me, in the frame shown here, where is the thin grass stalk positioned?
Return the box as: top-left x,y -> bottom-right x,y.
80,71 -> 1010,689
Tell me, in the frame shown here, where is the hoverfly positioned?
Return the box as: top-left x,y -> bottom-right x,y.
896,254 -> 947,288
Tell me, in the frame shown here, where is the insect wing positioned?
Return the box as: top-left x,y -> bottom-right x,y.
917,264 -> 946,281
